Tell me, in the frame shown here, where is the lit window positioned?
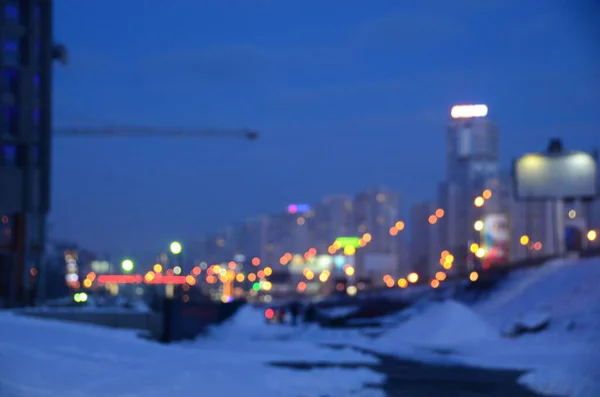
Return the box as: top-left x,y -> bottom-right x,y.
5,3 -> 19,20
1,145 -> 17,166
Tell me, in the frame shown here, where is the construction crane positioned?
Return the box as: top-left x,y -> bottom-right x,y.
53,126 -> 259,140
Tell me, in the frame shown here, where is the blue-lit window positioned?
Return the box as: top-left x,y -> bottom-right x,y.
4,3 -> 19,20
3,41 -> 19,66
1,145 -> 17,166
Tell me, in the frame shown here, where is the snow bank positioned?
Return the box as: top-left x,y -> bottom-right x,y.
519,369 -> 600,397
0,310 -> 383,397
461,257 -> 600,396
200,305 -> 377,363
375,299 -> 499,351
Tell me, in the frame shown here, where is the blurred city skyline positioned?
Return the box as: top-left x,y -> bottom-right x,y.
48,0 -> 600,258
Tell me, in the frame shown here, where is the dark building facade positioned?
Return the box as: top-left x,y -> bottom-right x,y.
0,0 -> 54,306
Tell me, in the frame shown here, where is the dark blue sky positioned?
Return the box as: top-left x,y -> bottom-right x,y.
50,0 -> 599,260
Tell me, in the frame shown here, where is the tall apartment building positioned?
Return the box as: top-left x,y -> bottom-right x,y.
442,105 -> 500,270
0,1 -> 56,306
409,201 -> 441,278
354,186 -> 405,275
311,195 -> 355,252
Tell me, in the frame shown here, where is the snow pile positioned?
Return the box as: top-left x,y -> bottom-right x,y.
463,257 -> 600,396
199,305 -> 376,363
374,299 -> 499,351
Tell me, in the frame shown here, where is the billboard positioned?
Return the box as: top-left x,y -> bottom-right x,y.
513,152 -> 598,200
480,213 -> 509,265
288,254 -> 351,274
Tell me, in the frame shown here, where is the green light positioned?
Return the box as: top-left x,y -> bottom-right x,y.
73,292 -> 88,303
334,237 -> 361,248
252,282 -> 261,291
121,259 -> 134,273
170,241 -> 182,255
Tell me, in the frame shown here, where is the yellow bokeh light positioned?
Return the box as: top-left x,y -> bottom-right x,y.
474,220 -> 484,231
344,245 -> 356,256
395,221 -> 405,231
470,243 -> 479,253
235,273 -> 245,282
153,264 -> 163,273
264,267 -> 273,276
474,196 -> 485,207
344,266 -> 355,276
469,271 -> 479,282
587,230 -> 597,242
362,233 -> 372,242
144,271 -> 155,283
475,247 -> 486,258
520,235 -> 530,245
407,272 -> 419,283
482,189 -> 492,200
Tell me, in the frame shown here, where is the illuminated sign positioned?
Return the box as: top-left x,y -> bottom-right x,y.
289,254 -> 353,274
287,204 -> 310,214
513,152 -> 597,200
334,237 -> 361,248
450,104 -> 488,119
480,213 -> 509,266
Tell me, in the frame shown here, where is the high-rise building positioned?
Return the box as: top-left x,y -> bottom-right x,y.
442,104 -> 500,270
311,195 -> 355,251
409,201 -> 441,278
354,186 -> 405,275
0,1 -> 58,306
354,187 -> 403,253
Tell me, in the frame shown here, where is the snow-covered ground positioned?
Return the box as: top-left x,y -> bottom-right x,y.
3,256 -> 600,396
0,309 -> 384,397
368,256 -> 600,397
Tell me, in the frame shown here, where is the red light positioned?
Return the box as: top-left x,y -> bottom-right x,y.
97,275 -> 143,284
146,275 -> 187,284
97,274 -> 186,284
265,308 -> 274,319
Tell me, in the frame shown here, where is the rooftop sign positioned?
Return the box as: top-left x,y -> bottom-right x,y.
451,104 -> 488,119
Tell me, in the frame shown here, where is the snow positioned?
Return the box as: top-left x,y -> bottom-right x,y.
206,305 -> 374,350
373,300 -> 499,351
0,309 -> 383,397
367,256 -> 600,397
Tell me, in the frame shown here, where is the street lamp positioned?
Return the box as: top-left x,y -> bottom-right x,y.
121,259 -> 134,273
169,241 -> 182,255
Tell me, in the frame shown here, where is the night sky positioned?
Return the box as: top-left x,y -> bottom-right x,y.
50,0 -> 599,261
